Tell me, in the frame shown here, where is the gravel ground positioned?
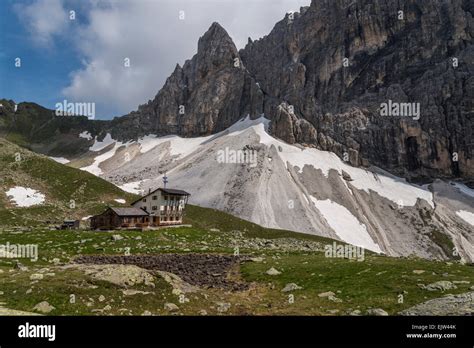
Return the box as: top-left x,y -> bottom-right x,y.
74,254 -> 249,291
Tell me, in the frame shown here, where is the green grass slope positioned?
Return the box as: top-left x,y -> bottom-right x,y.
0,137 -> 137,226
184,204 -> 337,243
0,137 -> 471,316
0,99 -> 107,157
0,225 -> 472,316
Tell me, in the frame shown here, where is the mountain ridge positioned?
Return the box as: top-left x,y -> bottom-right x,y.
2,1 -> 473,180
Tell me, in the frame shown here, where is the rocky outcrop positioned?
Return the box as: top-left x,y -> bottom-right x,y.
110,22 -> 263,140
1,1 -> 472,181
110,0 -> 473,181
239,0 -> 474,180
400,291 -> 474,315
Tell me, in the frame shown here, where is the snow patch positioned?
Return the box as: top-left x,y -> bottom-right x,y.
233,115 -> 433,208
81,141 -> 124,175
49,157 -> 70,164
310,196 -> 381,253
137,134 -> 212,157
89,133 -> 116,152
452,182 -> 474,199
79,131 -> 93,141
118,180 -> 147,195
456,210 -> 474,226
114,198 -> 126,204
6,186 -> 45,207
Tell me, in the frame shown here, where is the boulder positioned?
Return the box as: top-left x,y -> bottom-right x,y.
33,301 -> 55,314
265,267 -> 281,276
282,283 -> 302,292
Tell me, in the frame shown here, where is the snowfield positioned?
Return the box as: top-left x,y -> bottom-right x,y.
79,131 -> 93,141
456,210 -> 474,226
231,116 -> 434,208
452,182 -> 474,199
89,133 -> 116,152
81,141 -> 124,176
118,180 -> 148,195
310,196 -> 382,253
76,115 -> 473,262
137,134 -> 212,155
49,157 -> 70,164
6,186 -> 45,207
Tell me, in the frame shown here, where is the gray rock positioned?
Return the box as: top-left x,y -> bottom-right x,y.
33,301 -> 55,314
367,308 -> 389,316
265,267 -> 281,276
452,280 -> 470,284
400,292 -> 474,316
216,302 -> 231,313
249,257 -> 265,263
122,289 -> 152,296
164,303 -> 179,312
318,291 -> 335,298
282,283 -> 302,292
14,262 -> 28,272
29,274 -> 43,281
328,295 -> 343,303
421,281 -> 457,291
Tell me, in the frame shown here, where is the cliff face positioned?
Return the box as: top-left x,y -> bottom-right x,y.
239,0 -> 474,180
59,1 -> 474,180
111,22 -> 264,139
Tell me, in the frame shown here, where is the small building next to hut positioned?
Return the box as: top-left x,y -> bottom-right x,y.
90,207 -> 150,230
59,219 -> 80,230
90,187 -> 190,230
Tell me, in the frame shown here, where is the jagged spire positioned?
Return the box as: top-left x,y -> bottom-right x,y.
196,22 -> 239,72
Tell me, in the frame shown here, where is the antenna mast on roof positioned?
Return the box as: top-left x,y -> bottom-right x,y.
163,172 -> 168,188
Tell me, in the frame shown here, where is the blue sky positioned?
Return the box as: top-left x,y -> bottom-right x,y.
0,0 -> 309,120
0,0 -> 82,112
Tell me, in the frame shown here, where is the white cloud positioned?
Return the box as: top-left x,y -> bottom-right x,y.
18,0 -> 310,118
15,0 -> 69,47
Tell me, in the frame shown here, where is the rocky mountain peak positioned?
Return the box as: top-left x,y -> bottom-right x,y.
36,0 -> 472,182
196,22 -> 240,77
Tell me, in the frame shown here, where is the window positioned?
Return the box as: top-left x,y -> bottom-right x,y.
143,198 -> 146,202
152,195 -> 157,200
152,206 -> 157,211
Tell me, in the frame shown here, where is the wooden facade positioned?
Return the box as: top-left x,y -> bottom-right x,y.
90,187 -> 190,230
90,207 -> 149,230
